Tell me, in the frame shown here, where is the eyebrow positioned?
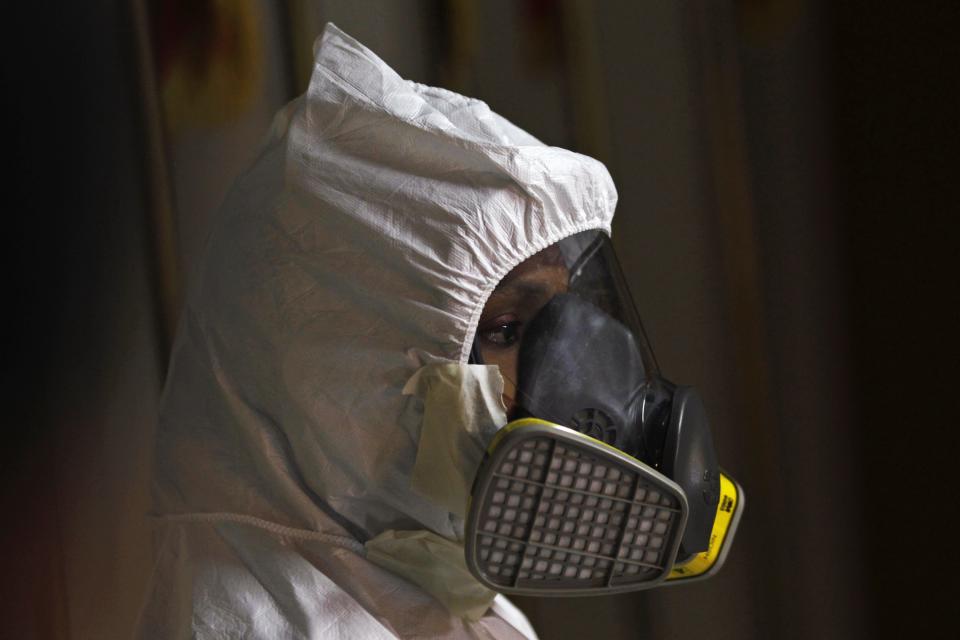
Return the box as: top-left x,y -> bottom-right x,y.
492,279 -> 557,298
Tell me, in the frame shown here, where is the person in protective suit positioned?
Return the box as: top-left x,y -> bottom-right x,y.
137,23 -> 741,639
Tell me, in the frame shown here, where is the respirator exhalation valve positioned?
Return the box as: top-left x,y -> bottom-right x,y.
570,407 -> 617,445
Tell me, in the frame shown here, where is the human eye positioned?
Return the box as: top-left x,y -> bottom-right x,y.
478,314 -> 522,348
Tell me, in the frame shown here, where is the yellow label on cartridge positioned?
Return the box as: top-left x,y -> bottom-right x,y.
668,472 -> 738,580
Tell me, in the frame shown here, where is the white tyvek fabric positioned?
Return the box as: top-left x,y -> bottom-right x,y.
404,363 -> 507,523
139,23 -> 616,639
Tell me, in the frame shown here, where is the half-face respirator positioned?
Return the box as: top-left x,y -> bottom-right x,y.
465,232 -> 743,596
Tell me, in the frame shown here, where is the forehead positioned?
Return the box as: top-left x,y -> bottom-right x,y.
485,250 -> 569,311
497,245 -> 566,290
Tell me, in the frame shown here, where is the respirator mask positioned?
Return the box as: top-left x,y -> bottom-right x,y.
465,230 -> 744,596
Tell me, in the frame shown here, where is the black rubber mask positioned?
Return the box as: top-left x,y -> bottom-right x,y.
515,292 -> 719,558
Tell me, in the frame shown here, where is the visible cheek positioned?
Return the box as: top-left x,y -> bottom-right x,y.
482,349 -> 519,415
501,351 -> 520,416
500,373 -> 517,415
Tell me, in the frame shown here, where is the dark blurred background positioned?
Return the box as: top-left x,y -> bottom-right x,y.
4,1 -> 958,638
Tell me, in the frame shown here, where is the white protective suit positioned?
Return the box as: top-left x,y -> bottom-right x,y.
138,24 -> 617,639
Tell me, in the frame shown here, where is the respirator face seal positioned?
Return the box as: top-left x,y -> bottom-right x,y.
465,231 -> 744,596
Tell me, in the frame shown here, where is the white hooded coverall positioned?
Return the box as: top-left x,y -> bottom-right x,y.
138,24 -> 617,639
